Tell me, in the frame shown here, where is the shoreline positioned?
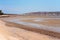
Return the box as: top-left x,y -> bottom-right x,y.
3,20 -> 60,38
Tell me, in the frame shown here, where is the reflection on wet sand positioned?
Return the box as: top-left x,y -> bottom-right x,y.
0,15 -> 60,40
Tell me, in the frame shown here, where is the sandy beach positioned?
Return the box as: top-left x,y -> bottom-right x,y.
0,15 -> 60,40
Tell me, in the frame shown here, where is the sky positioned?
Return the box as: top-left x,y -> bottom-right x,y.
0,0 -> 60,14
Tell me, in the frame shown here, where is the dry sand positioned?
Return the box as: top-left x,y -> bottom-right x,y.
0,20 -> 60,40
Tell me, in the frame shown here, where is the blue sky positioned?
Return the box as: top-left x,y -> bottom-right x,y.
0,0 -> 60,14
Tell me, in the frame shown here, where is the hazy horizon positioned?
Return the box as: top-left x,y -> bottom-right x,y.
0,0 -> 60,14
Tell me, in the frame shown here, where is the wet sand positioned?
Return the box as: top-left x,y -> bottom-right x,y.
0,15 -> 60,40
4,20 -> 60,38
0,20 -> 60,40
3,17 -> 60,33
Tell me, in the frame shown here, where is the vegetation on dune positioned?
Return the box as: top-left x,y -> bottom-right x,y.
0,10 -> 4,15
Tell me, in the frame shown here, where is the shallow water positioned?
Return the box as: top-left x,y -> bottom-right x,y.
3,18 -> 60,33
